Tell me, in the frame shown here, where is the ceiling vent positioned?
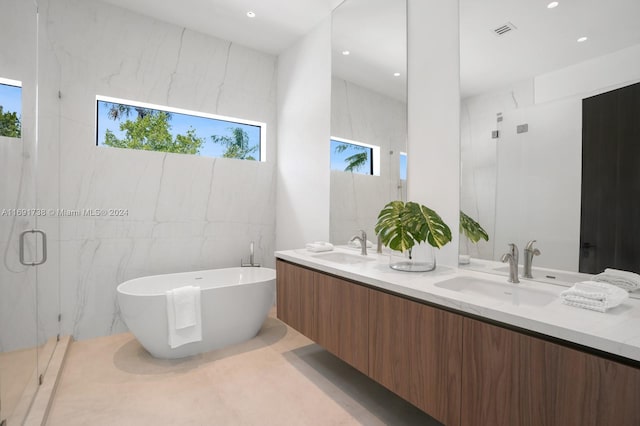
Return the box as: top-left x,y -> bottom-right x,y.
493,22 -> 517,36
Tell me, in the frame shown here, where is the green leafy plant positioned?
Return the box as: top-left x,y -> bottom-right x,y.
211,127 -> 258,160
103,109 -> 205,154
0,105 -> 21,138
459,210 -> 489,243
375,201 -> 452,257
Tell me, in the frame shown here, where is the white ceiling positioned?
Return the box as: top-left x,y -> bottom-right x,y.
101,0 -> 640,99
331,0 -> 407,102
460,0 -> 640,97
101,0 -> 341,55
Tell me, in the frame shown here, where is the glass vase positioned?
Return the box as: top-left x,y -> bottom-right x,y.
389,243 -> 437,272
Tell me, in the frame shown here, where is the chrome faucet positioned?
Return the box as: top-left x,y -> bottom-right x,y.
241,241 -> 261,267
349,230 -> 368,256
523,240 -> 541,279
500,243 -> 520,283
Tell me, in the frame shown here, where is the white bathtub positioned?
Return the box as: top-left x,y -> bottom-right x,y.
116,267 -> 276,359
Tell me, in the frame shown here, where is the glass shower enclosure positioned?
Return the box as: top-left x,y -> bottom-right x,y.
0,1 -> 62,423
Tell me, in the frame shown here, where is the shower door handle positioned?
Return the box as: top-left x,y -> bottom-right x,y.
19,229 -> 48,266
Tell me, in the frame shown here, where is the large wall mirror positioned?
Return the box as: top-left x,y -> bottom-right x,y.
459,0 -> 640,279
329,0 -> 407,245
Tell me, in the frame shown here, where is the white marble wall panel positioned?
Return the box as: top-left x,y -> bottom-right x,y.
330,171 -> 390,244
330,77 -> 407,244
12,0 -> 280,342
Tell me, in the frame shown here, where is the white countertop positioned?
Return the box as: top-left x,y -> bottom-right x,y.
275,246 -> 640,363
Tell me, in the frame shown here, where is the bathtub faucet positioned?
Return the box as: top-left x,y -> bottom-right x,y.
241,241 -> 261,267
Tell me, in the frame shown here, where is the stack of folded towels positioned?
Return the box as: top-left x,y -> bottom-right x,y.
593,268 -> 640,292
560,281 -> 628,313
305,241 -> 334,252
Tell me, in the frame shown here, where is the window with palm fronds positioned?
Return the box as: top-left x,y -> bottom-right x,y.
96,96 -> 264,160
330,137 -> 377,175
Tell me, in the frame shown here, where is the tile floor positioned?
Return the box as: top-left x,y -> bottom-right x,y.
0,346 -> 37,423
46,311 -> 441,425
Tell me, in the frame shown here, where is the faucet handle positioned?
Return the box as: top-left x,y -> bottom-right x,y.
525,240 -> 541,255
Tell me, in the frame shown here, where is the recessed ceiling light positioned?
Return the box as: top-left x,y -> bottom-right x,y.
577,36 -> 588,42
246,11 -> 256,18
547,2 -> 559,9
393,72 -> 401,77
342,50 -> 350,56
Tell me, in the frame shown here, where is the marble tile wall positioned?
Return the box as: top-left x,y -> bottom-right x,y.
330,77 -> 407,244
2,0 -> 278,348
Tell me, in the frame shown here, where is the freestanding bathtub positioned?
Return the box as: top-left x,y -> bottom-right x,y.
116,267 -> 276,359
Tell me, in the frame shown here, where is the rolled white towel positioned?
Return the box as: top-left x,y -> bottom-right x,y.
593,268 -> 640,292
560,281 -> 628,313
305,241 -> 334,252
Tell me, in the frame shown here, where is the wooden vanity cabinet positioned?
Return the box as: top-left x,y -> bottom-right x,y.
276,259 -> 640,426
276,260 -> 316,340
276,260 -> 369,373
369,290 -> 463,426
461,318 -> 524,426
276,259 -> 462,424
462,318 -> 640,426
315,272 -> 369,374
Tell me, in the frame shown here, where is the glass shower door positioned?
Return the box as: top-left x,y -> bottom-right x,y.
1,1 -> 62,423
0,1 -> 40,423
34,0 -> 63,388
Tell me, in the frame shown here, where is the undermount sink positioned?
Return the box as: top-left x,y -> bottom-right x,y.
435,276 -> 558,307
310,251 -> 376,265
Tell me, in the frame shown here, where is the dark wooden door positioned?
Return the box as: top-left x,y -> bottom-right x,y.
580,82 -> 640,274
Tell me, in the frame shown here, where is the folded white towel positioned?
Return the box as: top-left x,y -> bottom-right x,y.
560,281 -> 628,313
593,268 -> 640,292
166,285 -> 202,348
348,239 -> 374,249
306,241 -> 334,252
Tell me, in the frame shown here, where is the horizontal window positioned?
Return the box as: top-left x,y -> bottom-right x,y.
96,96 -> 266,161
330,137 -> 380,176
0,78 -> 22,139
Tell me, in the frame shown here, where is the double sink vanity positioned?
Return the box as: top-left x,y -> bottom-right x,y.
275,247 -> 640,426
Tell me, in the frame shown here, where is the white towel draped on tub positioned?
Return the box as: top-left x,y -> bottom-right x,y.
166,285 -> 202,348
560,281 -> 628,313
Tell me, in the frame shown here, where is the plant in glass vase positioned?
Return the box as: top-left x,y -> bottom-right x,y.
375,200 -> 452,271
